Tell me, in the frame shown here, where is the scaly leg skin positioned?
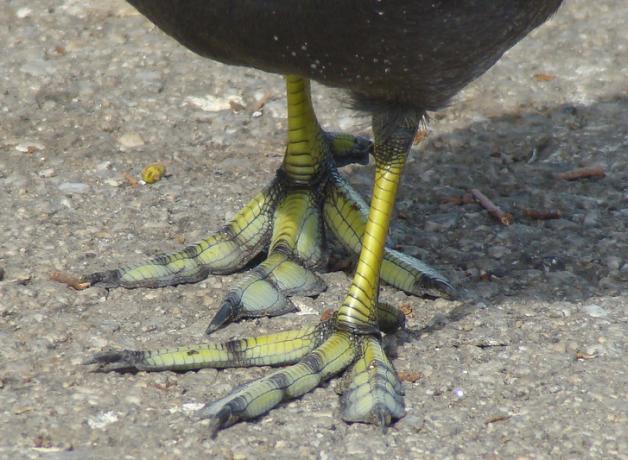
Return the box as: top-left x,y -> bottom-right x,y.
87,99 -> 431,435
82,76 -> 453,336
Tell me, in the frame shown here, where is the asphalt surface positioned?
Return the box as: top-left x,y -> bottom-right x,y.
1,1 -> 626,459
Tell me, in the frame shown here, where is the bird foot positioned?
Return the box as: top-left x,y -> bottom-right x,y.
82,130 -> 454,334
85,304 -> 406,436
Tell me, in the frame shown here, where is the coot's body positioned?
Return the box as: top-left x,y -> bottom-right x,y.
128,1 -> 562,109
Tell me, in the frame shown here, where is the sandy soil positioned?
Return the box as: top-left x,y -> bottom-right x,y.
1,1 -> 626,458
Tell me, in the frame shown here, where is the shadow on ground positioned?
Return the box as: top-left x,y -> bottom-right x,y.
343,95 -> 628,312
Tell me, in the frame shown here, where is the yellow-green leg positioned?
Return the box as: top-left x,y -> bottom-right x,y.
186,109 -> 425,431
87,98 -> 432,434
324,171 -> 455,299
82,75 -> 452,335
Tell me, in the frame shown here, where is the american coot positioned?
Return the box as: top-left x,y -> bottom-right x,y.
84,1 -> 564,434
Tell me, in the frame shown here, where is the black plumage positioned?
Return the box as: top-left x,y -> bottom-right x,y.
128,1 -> 563,110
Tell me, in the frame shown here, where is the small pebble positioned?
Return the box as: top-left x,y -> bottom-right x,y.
583,209 -> 600,226
58,182 -> 90,194
582,304 -> 608,318
16,7 -> 32,18
425,213 -> 459,232
15,142 -> 45,153
95,161 -> 112,171
402,415 -> 425,432
104,178 -> 122,187
488,245 -> 507,259
124,396 -> 142,406
20,59 -> 56,77
185,94 -> 244,112
337,116 -> 358,131
87,411 -> 119,430
118,132 -> 145,149
604,256 -> 622,271
181,403 -> 205,414
15,273 -> 32,285
539,256 -> 565,272
585,344 -> 605,356
38,168 -> 56,178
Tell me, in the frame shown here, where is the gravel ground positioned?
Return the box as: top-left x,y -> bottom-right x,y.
1,1 -> 627,459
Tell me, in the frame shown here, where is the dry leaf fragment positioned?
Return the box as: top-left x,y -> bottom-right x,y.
398,371 -> 422,383
413,128 -> 429,144
320,308 -> 334,321
123,172 -> 139,188
399,303 -> 413,318
50,271 -> 90,290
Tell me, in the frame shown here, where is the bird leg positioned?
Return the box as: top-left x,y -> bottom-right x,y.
82,75 -> 452,336
87,103 -> 430,434
191,110 -> 422,432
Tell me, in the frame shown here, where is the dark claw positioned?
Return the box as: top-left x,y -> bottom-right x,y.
420,277 -> 458,300
197,398 -> 239,438
328,133 -> 372,167
206,293 -> 239,335
373,405 -> 393,432
206,272 -> 298,334
81,269 -> 122,288
83,350 -> 144,372
346,135 -> 373,166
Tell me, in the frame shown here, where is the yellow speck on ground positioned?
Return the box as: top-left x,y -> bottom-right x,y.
141,162 -> 167,184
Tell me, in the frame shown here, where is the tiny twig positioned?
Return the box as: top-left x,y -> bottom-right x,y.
50,271 -> 90,290
575,351 -> 597,361
557,166 -> 605,181
123,172 -> 139,188
413,127 -> 429,144
533,73 -> 556,82
523,208 -> 562,220
485,415 -> 512,425
439,193 -> 474,205
251,91 -> 274,112
471,189 -> 513,225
